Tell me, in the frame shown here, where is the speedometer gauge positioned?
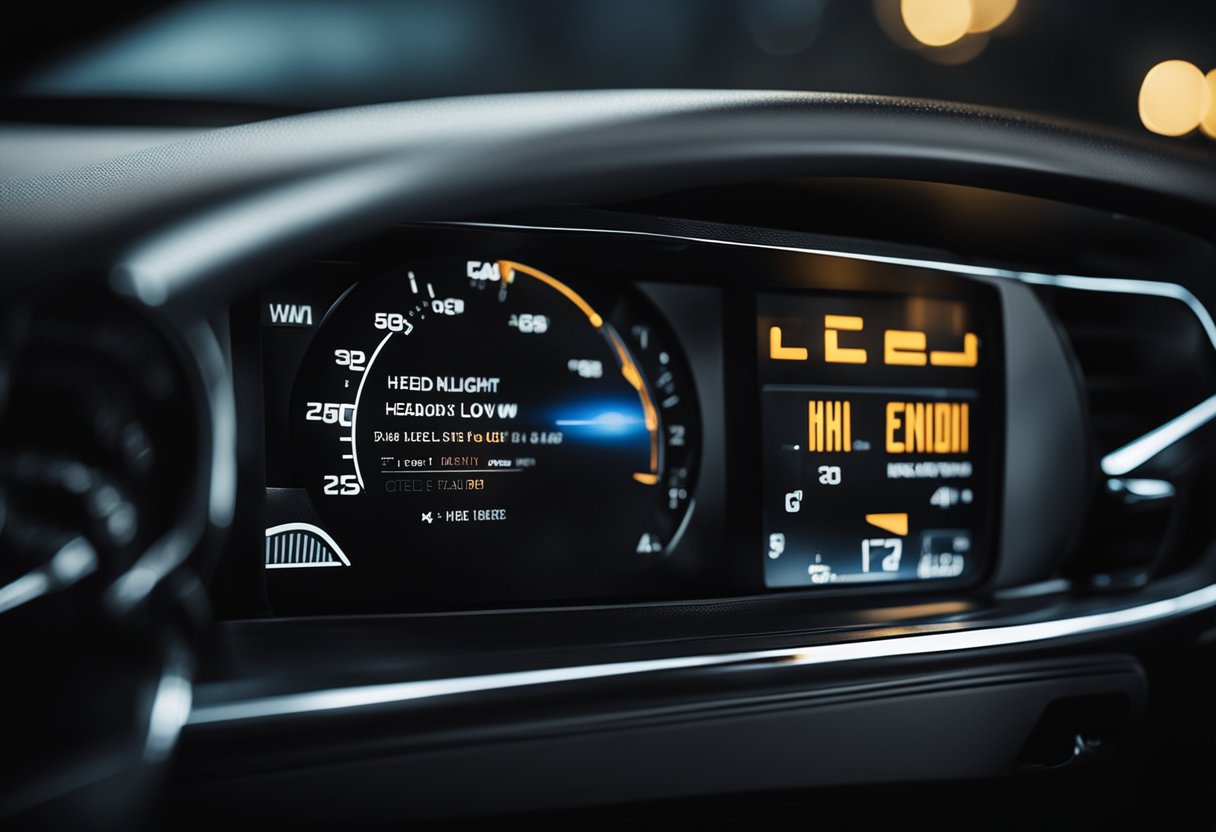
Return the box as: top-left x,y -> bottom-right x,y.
277,256 -> 700,608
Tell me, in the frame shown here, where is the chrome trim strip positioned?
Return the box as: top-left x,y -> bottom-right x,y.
189,581 -> 1216,726
1015,272 -> 1216,351
453,220 -> 1019,279
1107,477 -> 1176,501
451,222 -> 1216,475
1100,394 -> 1216,476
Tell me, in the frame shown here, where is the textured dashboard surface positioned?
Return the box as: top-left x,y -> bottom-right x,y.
4,90 -> 1216,300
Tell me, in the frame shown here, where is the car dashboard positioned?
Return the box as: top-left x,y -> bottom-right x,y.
2,91 -> 1215,826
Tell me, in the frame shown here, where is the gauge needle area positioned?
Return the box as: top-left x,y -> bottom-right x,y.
498,260 -> 661,485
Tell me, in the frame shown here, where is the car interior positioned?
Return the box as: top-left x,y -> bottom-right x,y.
2,1 -> 1215,828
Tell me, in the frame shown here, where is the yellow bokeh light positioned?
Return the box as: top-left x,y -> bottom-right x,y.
881,0 -> 1009,61
967,0 -> 1017,33
874,0 -> 923,50
1138,60 -> 1206,137
1202,69 -> 1216,139
921,32 -> 990,65
900,0 -> 971,47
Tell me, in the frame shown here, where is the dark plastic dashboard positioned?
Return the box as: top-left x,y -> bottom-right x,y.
190,205 -> 1214,821
2,91 -> 1215,825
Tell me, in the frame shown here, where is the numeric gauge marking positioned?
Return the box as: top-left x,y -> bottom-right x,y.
284,255 -> 701,608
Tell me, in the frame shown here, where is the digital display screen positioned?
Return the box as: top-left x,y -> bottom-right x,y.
260,254 -> 704,611
758,292 -> 999,589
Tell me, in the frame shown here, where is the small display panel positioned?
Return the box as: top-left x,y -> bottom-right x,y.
758,292 -> 999,589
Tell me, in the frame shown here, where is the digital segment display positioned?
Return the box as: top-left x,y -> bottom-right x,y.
758,292 -> 998,589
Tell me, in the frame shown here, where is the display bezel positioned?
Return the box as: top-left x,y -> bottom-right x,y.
244,222 -> 1007,613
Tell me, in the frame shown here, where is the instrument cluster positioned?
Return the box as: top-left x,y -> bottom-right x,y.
252,224 -> 1005,612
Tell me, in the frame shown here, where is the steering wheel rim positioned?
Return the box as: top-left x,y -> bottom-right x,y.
1,90 -> 1213,310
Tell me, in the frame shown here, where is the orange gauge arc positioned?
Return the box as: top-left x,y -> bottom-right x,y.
497,260 -> 660,485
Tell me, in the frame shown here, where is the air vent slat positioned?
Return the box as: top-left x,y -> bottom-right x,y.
1035,287 -> 1216,455
1037,282 -> 1216,588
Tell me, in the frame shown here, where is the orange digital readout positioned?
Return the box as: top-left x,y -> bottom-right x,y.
885,401 -> 970,454
770,317 -> 978,368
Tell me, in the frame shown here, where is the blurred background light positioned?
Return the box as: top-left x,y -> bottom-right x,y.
873,0 -> 925,51
900,0 -> 972,47
881,0 -> 1015,64
1138,59 -> 1206,136
920,31 -> 990,65
1201,70 -> 1216,139
966,0 -> 1017,34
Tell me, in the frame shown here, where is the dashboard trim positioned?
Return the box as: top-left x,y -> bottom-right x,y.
189,579 -> 1216,726
1099,394 -> 1216,476
192,219 -> 1216,726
